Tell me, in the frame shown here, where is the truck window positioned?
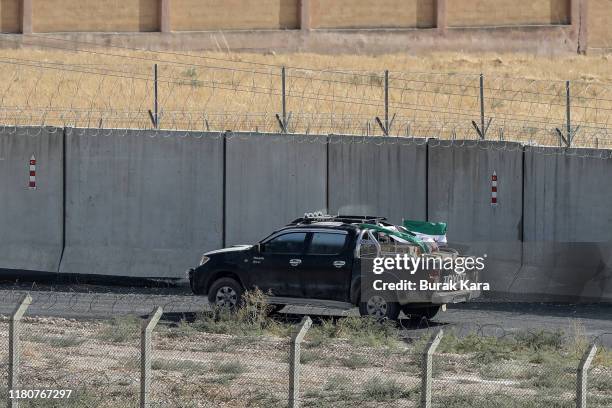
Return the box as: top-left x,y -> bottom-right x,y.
307,232 -> 347,255
263,232 -> 307,254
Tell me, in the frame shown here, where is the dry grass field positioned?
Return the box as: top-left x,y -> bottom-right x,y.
0,43 -> 611,146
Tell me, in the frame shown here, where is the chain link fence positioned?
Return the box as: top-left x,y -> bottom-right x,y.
1,293 -> 611,408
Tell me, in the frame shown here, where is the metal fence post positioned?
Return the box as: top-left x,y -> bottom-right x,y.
384,69 -> 389,135
577,342 -> 598,408
282,66 -> 287,129
7,294 -> 32,408
566,80 -> 572,147
140,306 -> 163,408
480,73 -> 485,137
421,329 -> 443,408
154,64 -> 158,129
276,66 -> 289,133
147,64 -> 159,129
556,80 -> 575,148
289,316 -> 312,408
471,74 -> 490,139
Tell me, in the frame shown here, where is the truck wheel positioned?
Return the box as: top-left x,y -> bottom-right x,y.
208,277 -> 243,310
402,305 -> 440,321
359,295 -> 400,321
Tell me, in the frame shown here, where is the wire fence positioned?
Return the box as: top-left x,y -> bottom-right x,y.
1,292 -> 611,408
1,36 -> 612,150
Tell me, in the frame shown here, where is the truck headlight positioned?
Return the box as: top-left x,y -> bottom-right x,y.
200,256 -> 210,266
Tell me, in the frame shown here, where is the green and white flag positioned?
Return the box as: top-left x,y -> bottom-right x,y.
403,220 -> 447,245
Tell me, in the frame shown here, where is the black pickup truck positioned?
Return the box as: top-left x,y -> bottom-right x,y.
188,215 -> 480,320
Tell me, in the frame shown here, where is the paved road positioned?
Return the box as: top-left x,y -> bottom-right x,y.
1,283 -> 611,346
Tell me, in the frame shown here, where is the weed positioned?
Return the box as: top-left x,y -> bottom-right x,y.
245,390 -> 284,408
216,361 -> 247,375
152,358 -> 208,373
27,334 -> 85,348
97,316 -> 140,343
324,374 -> 351,391
362,378 -> 413,401
436,393 -> 574,408
193,288 -> 292,337
163,319 -> 197,339
340,353 -> 370,369
307,316 -> 401,349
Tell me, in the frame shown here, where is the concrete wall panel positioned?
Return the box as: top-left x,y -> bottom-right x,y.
172,0 -> 299,31
33,0 -> 159,32
0,0 -> 20,33
516,147 -> 612,301
0,126 -> 63,272
225,133 -> 327,246
60,129 -> 223,279
312,0 -> 435,29
448,0 -> 570,27
328,136 -> 427,225
427,140 -> 524,294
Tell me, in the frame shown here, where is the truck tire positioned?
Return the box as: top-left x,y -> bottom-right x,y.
359,294 -> 400,321
402,305 -> 440,321
208,277 -> 243,310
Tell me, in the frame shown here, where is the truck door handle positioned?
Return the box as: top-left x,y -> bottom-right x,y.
289,259 -> 302,267
333,260 -> 346,268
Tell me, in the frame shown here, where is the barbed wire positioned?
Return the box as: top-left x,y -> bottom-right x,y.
1,36 -> 612,157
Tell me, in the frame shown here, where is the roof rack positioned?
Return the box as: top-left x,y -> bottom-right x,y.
288,213 -> 388,226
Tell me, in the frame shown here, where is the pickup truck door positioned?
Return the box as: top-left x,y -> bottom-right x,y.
249,231 -> 308,298
300,230 -> 353,302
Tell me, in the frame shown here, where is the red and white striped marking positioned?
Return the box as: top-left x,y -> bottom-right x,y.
491,171 -> 497,206
28,154 -> 36,190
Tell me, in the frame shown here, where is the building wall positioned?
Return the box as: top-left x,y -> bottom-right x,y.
32,0 -> 159,33
0,0 -> 609,55
0,0 -> 20,33
589,0 -> 612,49
447,0 -> 570,27
172,0 -> 299,31
311,0 -> 435,29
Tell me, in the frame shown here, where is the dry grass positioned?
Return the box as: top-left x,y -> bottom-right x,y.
0,46 -> 611,146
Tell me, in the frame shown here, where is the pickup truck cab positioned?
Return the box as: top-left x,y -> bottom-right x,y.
188,215 -> 480,320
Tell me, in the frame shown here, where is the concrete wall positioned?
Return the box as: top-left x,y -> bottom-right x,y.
59,129 -> 224,279
0,126 -> 63,272
1,127 -> 611,302
32,0 -> 159,33
517,146 -> 612,301
427,140 -> 524,293
448,0 -> 570,27
589,0 -> 612,49
3,25 -> 579,55
172,0 -> 299,31
9,0 -> 612,54
225,133 -> 327,246
328,135 -> 427,225
0,0 -> 20,33
311,0 -> 435,29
